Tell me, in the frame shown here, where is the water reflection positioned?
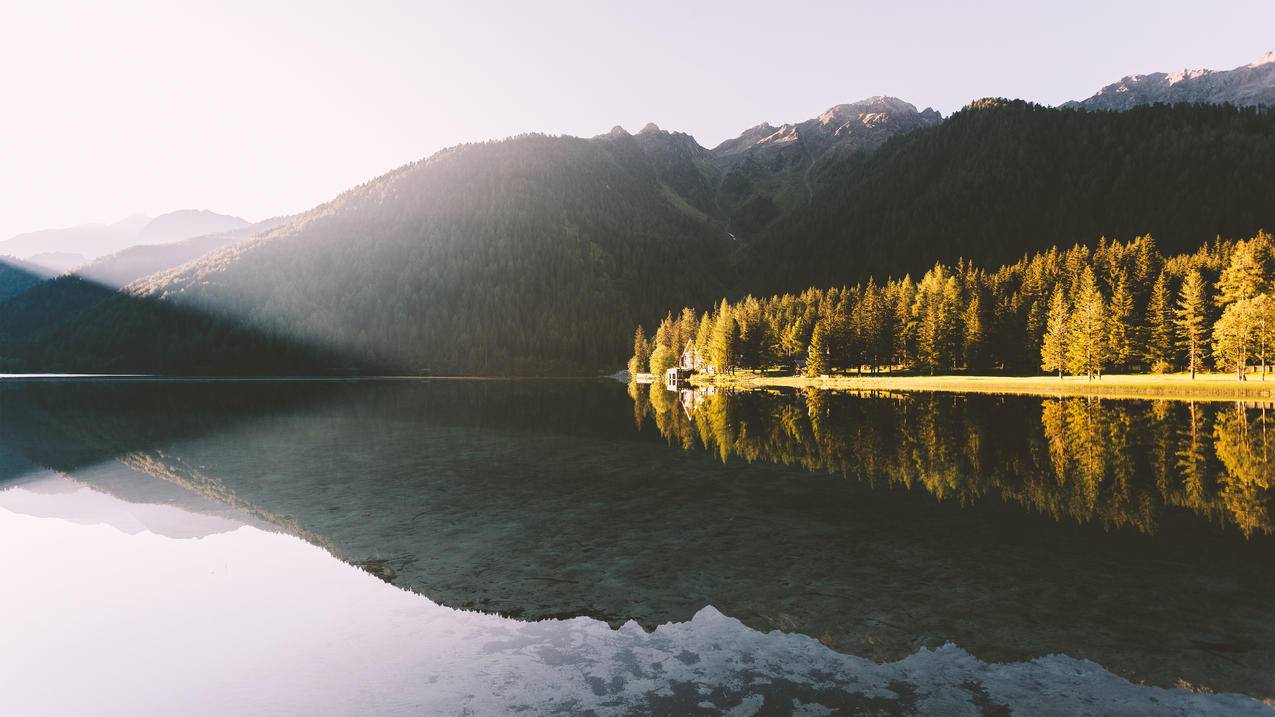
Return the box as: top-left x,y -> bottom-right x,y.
637,386 -> 1275,537
2,379 -> 1273,704
6,466 -> 1267,715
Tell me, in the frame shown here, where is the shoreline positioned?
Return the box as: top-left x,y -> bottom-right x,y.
690,372 -> 1275,402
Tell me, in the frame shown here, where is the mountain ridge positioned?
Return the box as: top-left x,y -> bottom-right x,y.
1066,49 -> 1275,110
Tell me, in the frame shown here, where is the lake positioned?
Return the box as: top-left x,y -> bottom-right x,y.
1,378 -> 1271,715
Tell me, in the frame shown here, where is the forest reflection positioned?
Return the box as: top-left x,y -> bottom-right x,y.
630,383 -> 1273,537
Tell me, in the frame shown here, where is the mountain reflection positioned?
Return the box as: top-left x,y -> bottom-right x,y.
3,378 -> 1272,699
635,385 -> 1274,537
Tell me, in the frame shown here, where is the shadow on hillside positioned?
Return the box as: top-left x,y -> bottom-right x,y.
0,258 -> 384,375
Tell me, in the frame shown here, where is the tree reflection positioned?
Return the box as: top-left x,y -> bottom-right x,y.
1213,404 -> 1274,537
633,387 -> 1273,537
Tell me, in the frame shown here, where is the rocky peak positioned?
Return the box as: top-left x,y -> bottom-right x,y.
1247,50 -> 1275,68
1066,49 -> 1275,111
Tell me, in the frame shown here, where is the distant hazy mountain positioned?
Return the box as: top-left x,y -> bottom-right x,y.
0,215 -> 150,262
76,216 -> 290,289
1066,50 -> 1275,110
23,252 -> 86,274
0,210 -> 248,261
135,209 -> 251,246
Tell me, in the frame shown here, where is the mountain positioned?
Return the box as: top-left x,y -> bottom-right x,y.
135,210 -> 250,246
23,252 -> 86,274
0,256 -> 56,303
4,98 -> 1275,375
706,96 -> 942,237
0,131 -> 747,374
1066,50 -> 1275,110
27,97 -> 933,375
739,99 -> 1275,291
75,216 -> 290,289
0,210 -> 248,262
0,215 -> 150,261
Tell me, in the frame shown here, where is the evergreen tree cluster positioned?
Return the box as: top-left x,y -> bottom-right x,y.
632,232 -> 1275,379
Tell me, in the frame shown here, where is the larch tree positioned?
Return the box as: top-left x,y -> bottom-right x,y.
708,299 -> 737,374
1106,270 -> 1134,371
1253,294 -> 1274,379
1212,296 -> 1258,380
912,266 -> 958,374
1145,270 -> 1175,373
1175,269 -> 1209,379
648,342 -> 676,377
893,276 -> 917,369
694,312 -> 713,363
628,325 -> 650,378
962,291 -> 986,370
806,319 -> 829,377
1217,235 -> 1270,308
1066,267 -> 1107,380
1040,286 -> 1069,378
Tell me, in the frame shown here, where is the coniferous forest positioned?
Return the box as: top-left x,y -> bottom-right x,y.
632,232 -> 1275,380
4,102 -> 1275,375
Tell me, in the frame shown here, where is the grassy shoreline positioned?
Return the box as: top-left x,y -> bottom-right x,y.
691,371 -> 1275,402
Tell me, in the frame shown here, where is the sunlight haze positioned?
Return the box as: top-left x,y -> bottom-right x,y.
1,0 -> 1271,239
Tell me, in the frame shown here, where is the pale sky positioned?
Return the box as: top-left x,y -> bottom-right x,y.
1,0 -> 1272,240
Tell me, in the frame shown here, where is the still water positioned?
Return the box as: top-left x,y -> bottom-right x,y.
1,378 -> 1271,715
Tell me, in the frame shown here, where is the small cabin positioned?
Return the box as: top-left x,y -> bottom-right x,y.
665,366 -> 693,391
680,340 -> 717,374
679,341 -> 702,370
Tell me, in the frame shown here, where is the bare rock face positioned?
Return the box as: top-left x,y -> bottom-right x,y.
1066,50 -> 1275,110
706,96 -> 942,237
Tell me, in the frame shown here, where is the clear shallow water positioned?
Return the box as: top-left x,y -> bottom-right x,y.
0,378 -> 1271,715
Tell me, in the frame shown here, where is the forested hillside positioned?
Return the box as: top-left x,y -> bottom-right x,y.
4,100 -> 1275,375
0,133 -> 736,374
739,100 -> 1275,292
0,257 -> 54,303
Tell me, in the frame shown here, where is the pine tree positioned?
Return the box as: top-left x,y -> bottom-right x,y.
627,325 -> 650,378
708,299 -> 737,374
962,292 -> 985,370
694,312 -> 713,362
1145,270 -> 1175,372
806,319 -> 829,377
1040,286 -> 1069,378
1106,269 -> 1134,372
912,265 -> 958,374
1066,267 -> 1107,380
1175,269 -> 1209,379
893,276 -> 916,369
856,278 -> 884,372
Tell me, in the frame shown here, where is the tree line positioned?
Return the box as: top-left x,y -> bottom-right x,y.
631,231 -> 1275,380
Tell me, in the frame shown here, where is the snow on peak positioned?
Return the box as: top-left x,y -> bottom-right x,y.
1248,49 -> 1275,68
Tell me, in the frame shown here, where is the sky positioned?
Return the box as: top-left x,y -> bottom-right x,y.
1,0 -> 1272,240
